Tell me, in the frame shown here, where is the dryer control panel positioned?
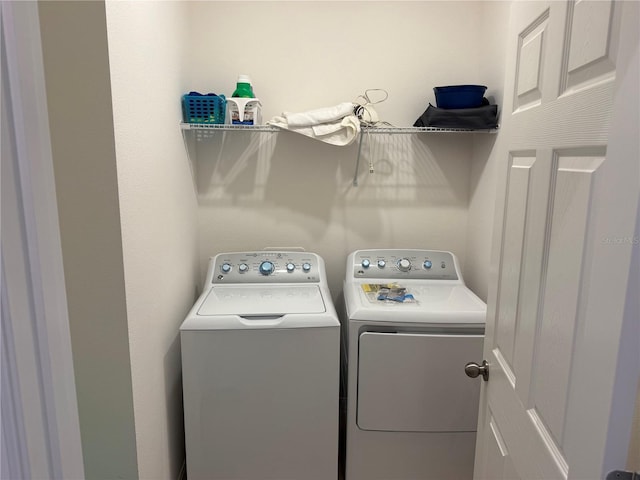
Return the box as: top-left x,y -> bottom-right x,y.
210,251 -> 322,284
351,249 -> 458,281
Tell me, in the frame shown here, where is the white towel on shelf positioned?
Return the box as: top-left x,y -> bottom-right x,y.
284,102 -> 355,128
268,102 -> 360,146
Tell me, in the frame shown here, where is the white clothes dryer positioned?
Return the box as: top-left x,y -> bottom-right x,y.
343,249 -> 486,480
181,251 -> 340,480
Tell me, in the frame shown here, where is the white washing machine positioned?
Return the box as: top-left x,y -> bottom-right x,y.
181,251 -> 340,480
343,249 -> 486,480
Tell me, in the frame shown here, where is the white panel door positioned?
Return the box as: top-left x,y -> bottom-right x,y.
474,1 -> 639,479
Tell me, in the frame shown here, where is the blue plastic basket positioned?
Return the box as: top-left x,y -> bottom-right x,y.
434,85 -> 487,109
182,94 -> 226,124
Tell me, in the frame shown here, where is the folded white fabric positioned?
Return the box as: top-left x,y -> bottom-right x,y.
311,121 -> 344,136
284,102 -> 354,128
269,114 -> 360,146
268,102 -> 360,146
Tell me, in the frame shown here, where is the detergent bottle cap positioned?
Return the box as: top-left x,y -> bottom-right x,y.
232,74 -> 255,98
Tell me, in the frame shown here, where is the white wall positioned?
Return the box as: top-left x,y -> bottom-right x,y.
38,2 -> 138,478
187,1 -> 494,299
465,1 -> 512,301
105,1 -> 198,479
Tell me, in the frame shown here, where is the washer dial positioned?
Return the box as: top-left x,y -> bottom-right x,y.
259,261 -> 275,276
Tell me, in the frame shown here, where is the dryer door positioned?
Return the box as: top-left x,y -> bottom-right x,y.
357,332 -> 483,432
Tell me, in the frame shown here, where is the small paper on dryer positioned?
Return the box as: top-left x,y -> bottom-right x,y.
361,283 -> 416,304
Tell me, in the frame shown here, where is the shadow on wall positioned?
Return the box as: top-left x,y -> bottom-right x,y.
164,333 -> 185,480
263,131 -> 348,221
342,133 -> 474,207
468,132 -> 499,200
192,130 -> 478,294
191,130 -> 473,211
190,130 -> 279,202
192,129 -> 354,221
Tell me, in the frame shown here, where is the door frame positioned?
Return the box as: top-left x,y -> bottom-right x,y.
1,1 -> 84,477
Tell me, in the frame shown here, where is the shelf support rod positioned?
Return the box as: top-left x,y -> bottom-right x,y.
353,129 -> 365,187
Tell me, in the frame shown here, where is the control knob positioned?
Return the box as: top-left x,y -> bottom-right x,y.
397,258 -> 411,272
377,260 -> 386,269
424,260 -> 433,269
259,261 -> 275,276
302,263 -> 311,272
221,263 -> 232,273
238,263 -> 249,273
286,263 -> 295,272
361,259 -> 371,269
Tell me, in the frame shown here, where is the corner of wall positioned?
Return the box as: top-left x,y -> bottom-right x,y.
105,1 -> 198,478
463,0 -> 512,302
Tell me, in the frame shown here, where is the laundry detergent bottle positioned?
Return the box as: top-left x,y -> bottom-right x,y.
232,74 -> 255,98
228,74 -> 261,125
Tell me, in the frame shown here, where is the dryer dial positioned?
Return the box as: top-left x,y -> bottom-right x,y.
397,258 -> 411,272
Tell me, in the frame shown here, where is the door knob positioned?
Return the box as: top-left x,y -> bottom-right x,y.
465,360 -> 489,381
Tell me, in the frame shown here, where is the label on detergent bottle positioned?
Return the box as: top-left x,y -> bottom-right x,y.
229,98 -> 261,125
243,105 -> 255,124
229,103 -> 242,124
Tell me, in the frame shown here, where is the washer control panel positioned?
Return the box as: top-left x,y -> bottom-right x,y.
211,252 -> 321,284
352,249 -> 458,280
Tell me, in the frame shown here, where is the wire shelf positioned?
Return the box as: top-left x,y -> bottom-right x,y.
181,123 -> 279,133
362,126 -> 499,134
180,123 -> 498,134
180,122 -> 499,187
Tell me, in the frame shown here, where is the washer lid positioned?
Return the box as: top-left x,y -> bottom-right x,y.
198,285 -> 326,316
344,283 -> 486,324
